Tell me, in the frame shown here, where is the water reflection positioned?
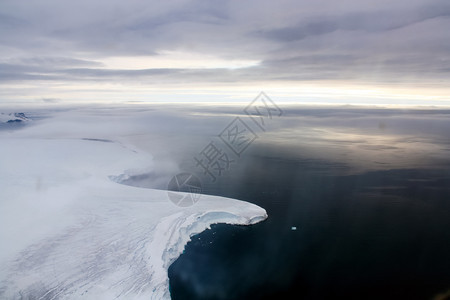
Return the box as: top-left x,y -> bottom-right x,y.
168,106 -> 450,300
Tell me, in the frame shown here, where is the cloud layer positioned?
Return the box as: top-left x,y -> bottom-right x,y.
0,0 -> 449,103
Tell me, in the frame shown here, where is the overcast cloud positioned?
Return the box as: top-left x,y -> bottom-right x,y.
0,0 -> 449,103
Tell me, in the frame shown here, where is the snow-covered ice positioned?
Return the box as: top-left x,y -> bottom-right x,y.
0,112 -> 31,123
0,108 -> 267,299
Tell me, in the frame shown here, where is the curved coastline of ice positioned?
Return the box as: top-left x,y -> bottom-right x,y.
0,110 -> 267,299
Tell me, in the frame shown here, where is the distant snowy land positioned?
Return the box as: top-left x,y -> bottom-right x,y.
0,107 -> 267,299
0,112 -> 31,124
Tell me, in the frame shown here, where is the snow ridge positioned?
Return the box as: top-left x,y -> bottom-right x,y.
0,112 -> 31,123
0,108 -> 267,299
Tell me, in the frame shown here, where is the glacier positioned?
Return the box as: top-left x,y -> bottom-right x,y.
0,112 -> 31,123
0,108 -> 267,299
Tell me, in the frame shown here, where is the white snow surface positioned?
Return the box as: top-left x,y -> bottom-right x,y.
0,112 -> 30,123
0,108 -> 267,299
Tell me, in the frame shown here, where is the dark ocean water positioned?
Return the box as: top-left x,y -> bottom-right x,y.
167,107 -> 450,300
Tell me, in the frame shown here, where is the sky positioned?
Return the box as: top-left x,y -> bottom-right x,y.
0,0 -> 449,105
